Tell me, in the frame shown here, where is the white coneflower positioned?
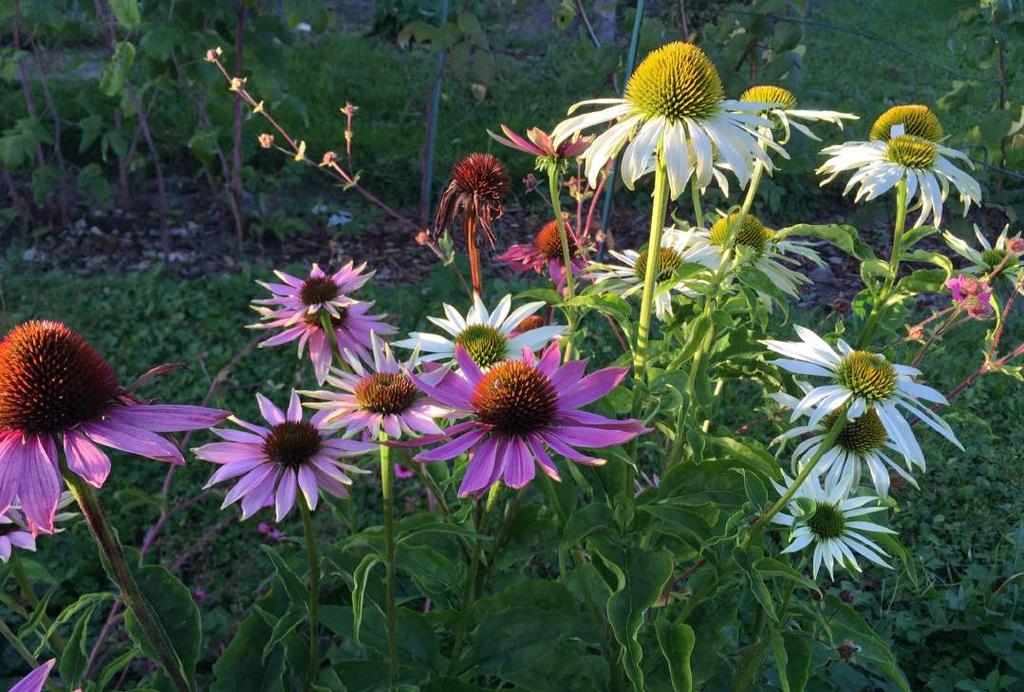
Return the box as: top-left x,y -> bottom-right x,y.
695,212 -> 824,305
550,41 -> 783,199
763,326 -> 961,464
943,224 -> 1024,279
393,294 -> 564,369
817,104 -> 980,228
739,84 -> 857,142
586,227 -> 718,320
771,385 -> 919,498
771,476 -> 894,579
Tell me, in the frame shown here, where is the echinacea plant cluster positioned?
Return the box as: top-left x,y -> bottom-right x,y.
2,39 -> 1021,692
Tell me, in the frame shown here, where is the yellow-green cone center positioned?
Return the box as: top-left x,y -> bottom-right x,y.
633,246 -> 684,282
807,502 -> 846,539
835,351 -> 897,402
625,42 -> 724,121
886,135 -> 937,169
710,213 -> 771,253
824,408 -> 888,454
455,324 -> 508,368
870,104 -> 943,142
982,248 -> 1018,271
740,85 -> 797,110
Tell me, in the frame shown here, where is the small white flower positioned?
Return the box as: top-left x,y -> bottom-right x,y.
393,294 -> 564,369
587,227 -> 718,320
771,385 -> 919,498
739,84 -> 858,143
550,42 -> 784,200
772,475 -> 894,579
763,326 -> 962,465
943,224 -> 1024,277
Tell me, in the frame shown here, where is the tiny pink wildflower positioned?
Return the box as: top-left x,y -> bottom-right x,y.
946,274 -> 993,319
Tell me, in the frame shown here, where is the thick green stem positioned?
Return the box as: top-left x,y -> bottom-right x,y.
737,159 -> 764,225
690,176 -> 704,229
298,501 -> 320,691
858,178 -> 908,349
447,487 -> 497,676
0,617 -> 36,668
631,157 -> 671,391
319,311 -> 345,363
547,167 -> 578,361
62,467 -> 192,692
379,435 -> 399,686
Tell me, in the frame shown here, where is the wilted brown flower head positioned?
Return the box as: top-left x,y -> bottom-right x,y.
433,153 -> 510,248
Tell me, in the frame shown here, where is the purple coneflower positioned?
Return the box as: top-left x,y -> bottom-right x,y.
487,124 -> 590,163
250,262 -> 394,383
0,321 -> 228,534
433,152 -> 510,296
497,219 -> 589,294
302,332 -> 449,439
194,392 -> 374,521
412,343 -> 646,496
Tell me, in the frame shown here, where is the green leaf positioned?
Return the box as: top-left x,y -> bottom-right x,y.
754,557 -> 822,596
821,595 -> 911,691
782,632 -> 812,692
775,223 -> 875,260
735,554 -> 777,623
123,564 -> 202,682
351,553 -> 381,644
655,620 -> 695,692
99,41 -> 136,97
109,0 -> 141,29
262,606 -> 306,662
769,628 -> 791,692
97,646 -> 140,690
260,544 -> 309,610
562,503 -> 613,549
60,602 -> 101,687
210,611 -> 286,692
597,546 -> 674,690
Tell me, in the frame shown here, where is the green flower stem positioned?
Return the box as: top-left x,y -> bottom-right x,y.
447,485 -> 499,676
546,166 -> 578,361
298,501 -> 320,691
61,466 -> 192,692
735,159 -> 764,230
690,175 -> 704,229
0,617 -> 36,669
631,156 -> 671,394
748,411 -> 848,538
379,433 -> 399,686
319,311 -> 344,363
858,177 -> 909,349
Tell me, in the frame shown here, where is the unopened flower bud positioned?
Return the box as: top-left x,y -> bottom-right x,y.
415,229 -> 430,246
839,589 -> 854,603
340,102 -> 359,118
522,173 -> 539,191
320,151 -> 338,167
204,47 -> 223,63
258,133 -> 274,149
836,640 -> 860,663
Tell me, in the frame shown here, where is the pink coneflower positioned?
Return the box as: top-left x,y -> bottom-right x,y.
0,321 -> 228,534
412,343 -> 646,496
303,332 -> 449,439
250,262 -> 394,383
9,658 -> 55,692
487,125 -> 591,163
497,219 -> 589,294
946,274 -> 993,319
194,392 -> 375,521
